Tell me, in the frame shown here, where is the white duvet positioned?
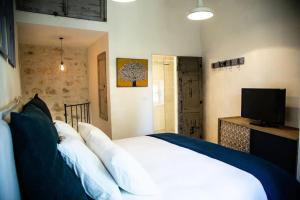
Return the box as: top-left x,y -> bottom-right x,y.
114,136 -> 268,200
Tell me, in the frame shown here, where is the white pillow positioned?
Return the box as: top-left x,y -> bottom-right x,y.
78,123 -> 158,195
54,120 -> 83,142
101,144 -> 158,195
78,122 -> 110,140
78,122 -> 112,152
58,137 -> 122,200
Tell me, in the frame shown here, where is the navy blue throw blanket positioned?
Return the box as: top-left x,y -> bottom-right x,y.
149,133 -> 300,200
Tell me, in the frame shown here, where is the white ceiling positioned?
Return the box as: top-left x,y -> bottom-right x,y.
18,23 -> 105,48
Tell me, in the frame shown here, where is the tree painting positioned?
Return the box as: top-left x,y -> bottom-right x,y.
117,58 -> 148,87
119,62 -> 146,87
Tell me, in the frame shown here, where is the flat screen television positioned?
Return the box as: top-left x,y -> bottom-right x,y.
241,88 -> 286,126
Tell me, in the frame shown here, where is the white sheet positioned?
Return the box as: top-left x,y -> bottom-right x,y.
114,136 -> 268,200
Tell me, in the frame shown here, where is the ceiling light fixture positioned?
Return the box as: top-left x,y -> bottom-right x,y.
59,37 -> 65,72
112,0 -> 136,3
187,0 -> 213,21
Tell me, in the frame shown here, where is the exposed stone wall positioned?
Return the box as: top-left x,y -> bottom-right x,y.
20,44 -> 89,121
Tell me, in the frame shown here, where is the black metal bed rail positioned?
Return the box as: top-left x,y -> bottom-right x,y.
64,102 -> 90,130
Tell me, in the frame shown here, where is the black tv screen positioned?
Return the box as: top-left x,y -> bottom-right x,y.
241,88 -> 286,126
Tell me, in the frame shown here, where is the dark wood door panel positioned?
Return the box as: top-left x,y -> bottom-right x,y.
182,73 -> 202,112
181,113 -> 202,138
178,57 -> 201,72
178,56 -> 203,138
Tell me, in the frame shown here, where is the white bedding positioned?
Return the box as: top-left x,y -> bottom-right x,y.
114,136 -> 268,200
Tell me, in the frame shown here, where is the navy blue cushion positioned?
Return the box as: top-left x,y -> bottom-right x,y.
10,104 -> 88,200
24,94 -> 53,121
23,95 -> 59,142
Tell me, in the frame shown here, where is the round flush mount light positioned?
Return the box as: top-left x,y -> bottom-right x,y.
112,0 -> 136,2
188,0 -> 213,20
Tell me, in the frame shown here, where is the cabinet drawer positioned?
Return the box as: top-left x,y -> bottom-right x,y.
220,121 -> 250,152
250,129 -> 298,175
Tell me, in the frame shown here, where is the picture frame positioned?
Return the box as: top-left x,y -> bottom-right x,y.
0,0 -> 16,68
117,58 -> 148,87
0,1 -> 8,59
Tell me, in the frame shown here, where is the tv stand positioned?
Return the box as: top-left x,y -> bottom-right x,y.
218,116 -> 299,176
249,120 -> 279,128
250,120 -> 267,127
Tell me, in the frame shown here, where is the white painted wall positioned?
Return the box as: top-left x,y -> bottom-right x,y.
108,0 -> 202,139
200,0 -> 300,180
0,57 -> 21,108
15,0 -> 202,139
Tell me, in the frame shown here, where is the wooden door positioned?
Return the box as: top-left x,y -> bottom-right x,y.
178,57 -> 203,138
98,52 -> 108,121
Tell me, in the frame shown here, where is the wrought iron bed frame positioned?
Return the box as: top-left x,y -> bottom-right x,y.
64,102 -> 90,130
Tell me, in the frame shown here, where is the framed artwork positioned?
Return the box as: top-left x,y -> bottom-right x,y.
117,58 -> 148,87
7,0 -> 16,68
98,52 -> 108,121
0,0 -> 15,68
0,1 -> 8,58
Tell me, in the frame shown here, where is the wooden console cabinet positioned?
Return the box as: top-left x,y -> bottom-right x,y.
218,117 -> 299,175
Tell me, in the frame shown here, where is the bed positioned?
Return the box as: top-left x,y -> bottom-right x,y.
115,135 -> 299,200
116,136 -> 266,200
1,98 -> 299,200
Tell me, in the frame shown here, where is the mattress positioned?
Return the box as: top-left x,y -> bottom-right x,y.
114,136 -> 267,200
